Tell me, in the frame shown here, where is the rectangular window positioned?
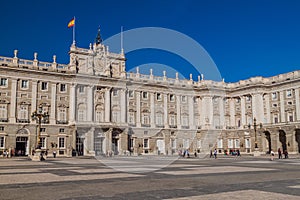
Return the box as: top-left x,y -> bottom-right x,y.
0,136 -> 4,148
59,128 -> 65,133
235,139 -> 240,148
142,91 -> 148,99
274,115 -> 278,124
183,139 -> 189,149
197,140 -> 202,149
272,92 -> 277,100
0,126 -> 4,131
245,138 -> 251,148
142,114 -> 150,125
217,138 -> 223,148
286,89 -> 292,97
40,128 -> 46,132
40,137 -> 46,149
0,78 -> 7,86
156,93 -> 162,101
60,84 -> 66,92
21,80 -> 28,88
128,112 -> 135,124
59,137 -> 65,148
289,114 -> 293,122
128,90 -> 134,98
112,89 -> 118,96
181,115 -> 188,126
79,85 -> 84,93
181,96 -> 187,103
228,139 -> 233,149
156,113 -> 163,125
41,82 -> 48,90
169,94 -> 175,102
143,139 -> 149,148
171,139 -> 176,149
169,115 -> 176,126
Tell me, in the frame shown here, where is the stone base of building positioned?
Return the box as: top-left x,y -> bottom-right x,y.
253,149 -> 260,157
31,149 -> 47,161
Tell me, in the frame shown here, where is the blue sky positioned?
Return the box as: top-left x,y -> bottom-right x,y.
1,0 -> 300,82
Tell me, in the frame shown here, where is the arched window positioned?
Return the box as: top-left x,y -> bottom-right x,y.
0,104 -> 7,119
77,104 -> 86,122
95,105 -> 104,122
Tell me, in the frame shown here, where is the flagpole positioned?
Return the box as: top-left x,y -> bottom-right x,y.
73,16 -> 76,45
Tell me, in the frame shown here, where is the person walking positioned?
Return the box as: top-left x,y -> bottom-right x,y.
270,150 -> 275,161
284,150 -> 289,159
278,148 -> 282,159
53,150 -> 57,158
213,149 -> 217,159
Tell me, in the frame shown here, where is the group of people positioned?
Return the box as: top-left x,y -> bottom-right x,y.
277,148 -> 289,159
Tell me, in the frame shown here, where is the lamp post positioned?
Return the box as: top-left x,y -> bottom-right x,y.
248,118 -> 262,149
31,105 -> 49,150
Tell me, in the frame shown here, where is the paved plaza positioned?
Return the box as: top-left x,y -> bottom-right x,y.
0,155 -> 300,200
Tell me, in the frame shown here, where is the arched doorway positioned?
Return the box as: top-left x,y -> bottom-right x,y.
264,131 -> 271,154
15,128 -> 29,156
295,129 -> 300,153
112,129 -> 121,155
279,130 -> 287,152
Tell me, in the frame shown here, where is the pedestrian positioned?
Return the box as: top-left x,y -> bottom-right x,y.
214,149 -> 217,159
53,150 -> 57,158
210,150 -> 213,158
278,148 -> 282,159
284,150 -> 289,159
194,151 -> 197,158
237,149 -> 241,157
270,150 -> 275,161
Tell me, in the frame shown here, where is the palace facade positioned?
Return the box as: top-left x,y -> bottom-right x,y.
0,31 -> 300,157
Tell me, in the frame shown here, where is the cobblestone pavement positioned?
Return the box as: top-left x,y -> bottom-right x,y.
0,156 -> 299,200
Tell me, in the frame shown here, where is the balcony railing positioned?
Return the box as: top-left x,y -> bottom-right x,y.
17,119 -> 30,123
0,118 -> 8,122
56,120 -> 68,124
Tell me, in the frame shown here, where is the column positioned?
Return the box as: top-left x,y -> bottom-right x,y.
31,81 -> 38,124
120,89 -> 126,123
87,86 -> 93,122
265,94 -> 271,123
200,97 -> 207,126
105,88 -> 111,122
295,88 -> 300,121
9,79 -> 17,123
208,96 -> 213,128
240,96 -> 246,127
69,84 -> 76,123
188,96 -> 194,129
230,98 -> 235,127
136,91 -> 141,127
176,95 -> 181,129
219,97 -> 225,128
163,93 -> 168,128
279,91 -> 286,122
50,83 -> 57,124
150,92 -> 155,127
252,93 -> 264,123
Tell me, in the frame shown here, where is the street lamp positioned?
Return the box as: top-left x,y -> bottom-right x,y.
248,118 -> 262,149
31,105 -> 49,149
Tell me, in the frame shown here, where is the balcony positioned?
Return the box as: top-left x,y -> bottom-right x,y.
156,125 -> 165,128
0,118 -> 8,122
17,119 -> 30,123
141,124 -> 151,127
56,120 -> 68,124
169,125 -> 177,128
181,126 -> 190,129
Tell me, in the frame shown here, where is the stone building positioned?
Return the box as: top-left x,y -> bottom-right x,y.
0,30 -> 299,157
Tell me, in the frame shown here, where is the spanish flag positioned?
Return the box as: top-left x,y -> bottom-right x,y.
68,18 -> 75,28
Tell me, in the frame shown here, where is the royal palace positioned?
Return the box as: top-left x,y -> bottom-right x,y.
0,30 -> 300,158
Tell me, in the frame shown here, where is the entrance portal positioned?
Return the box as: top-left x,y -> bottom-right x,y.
16,136 -> 28,156
279,130 -> 287,152
264,131 -> 271,154
296,129 -> 300,153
